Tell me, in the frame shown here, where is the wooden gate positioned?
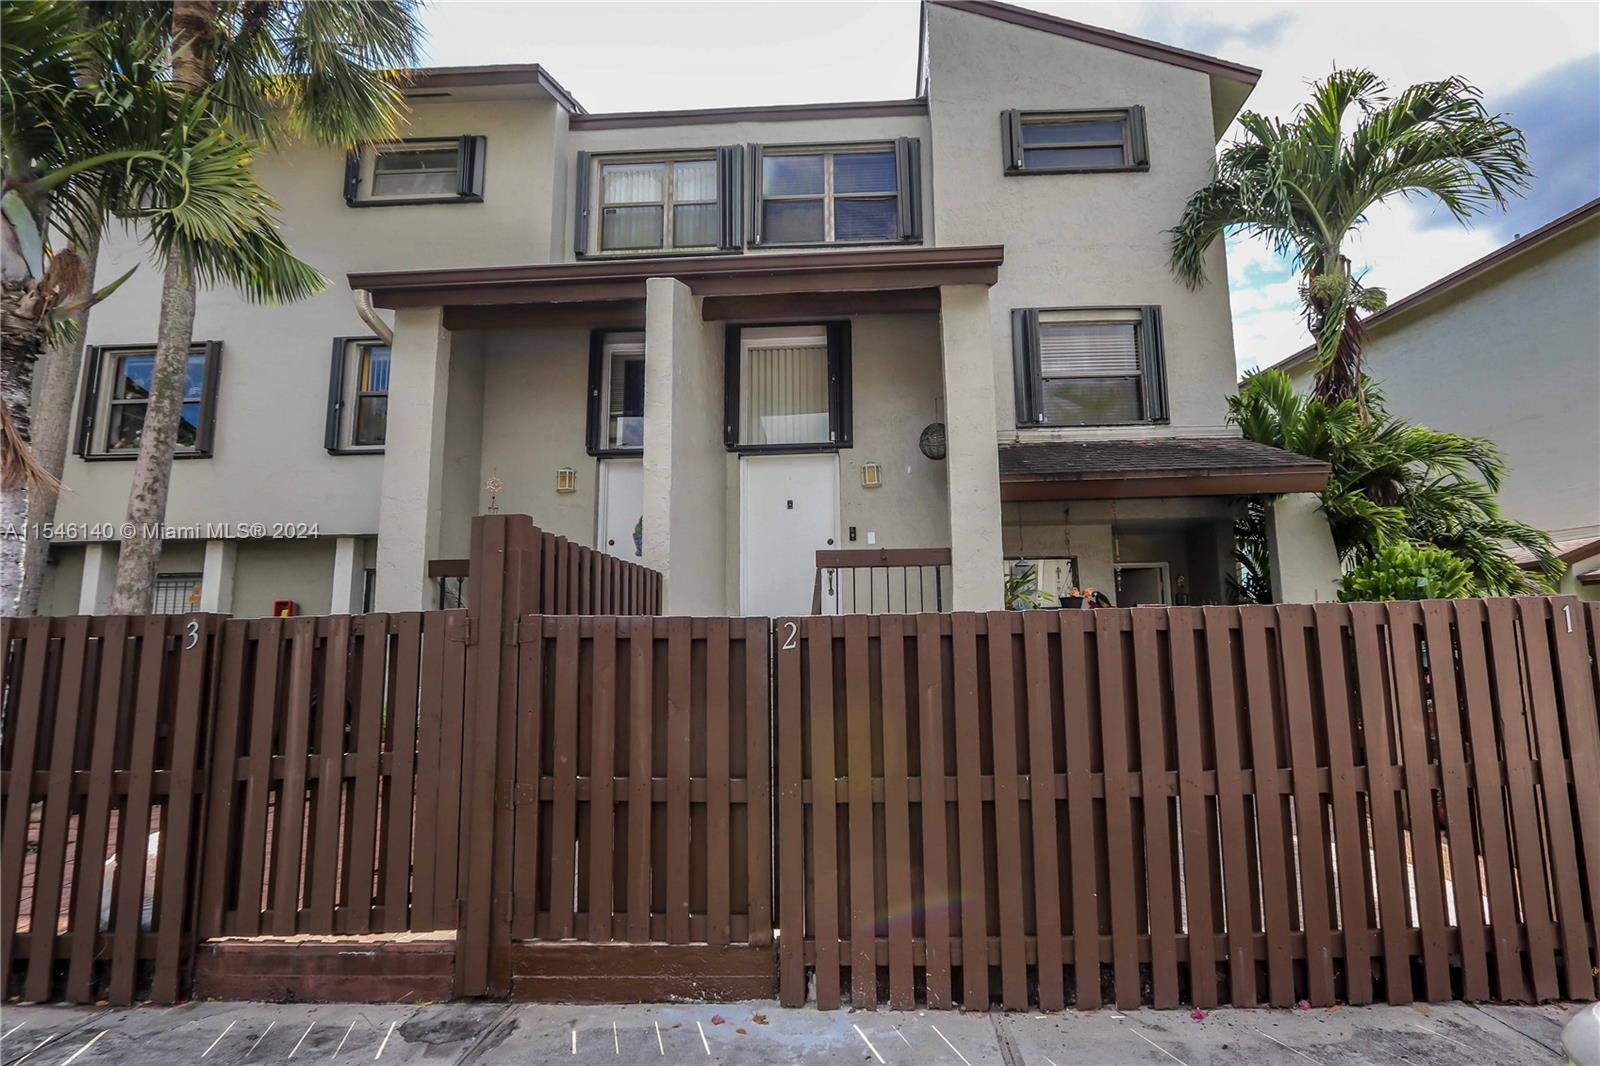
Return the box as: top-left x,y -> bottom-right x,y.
774,601 -> 1600,1011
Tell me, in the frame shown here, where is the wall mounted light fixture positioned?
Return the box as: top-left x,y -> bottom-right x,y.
861,462 -> 883,488
556,468 -> 577,493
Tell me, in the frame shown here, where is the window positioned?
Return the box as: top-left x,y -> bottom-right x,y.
325,338 -> 390,453
152,573 -> 203,614
724,323 -> 852,452
750,138 -> 922,246
1011,307 -> 1167,426
585,330 -> 646,455
75,343 -> 222,459
1002,108 -> 1148,174
575,146 -> 743,256
343,136 -> 487,206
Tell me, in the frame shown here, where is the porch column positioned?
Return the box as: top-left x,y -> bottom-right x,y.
1267,492 -> 1343,603
329,536 -> 366,614
78,542 -> 118,615
938,283 -> 1004,610
642,277 -> 726,614
375,306 -> 454,611
198,539 -> 236,613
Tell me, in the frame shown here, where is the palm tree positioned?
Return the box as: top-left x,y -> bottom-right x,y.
1169,69 -> 1531,411
1229,369 -> 1561,598
108,0 -> 424,614
1,0 -> 324,612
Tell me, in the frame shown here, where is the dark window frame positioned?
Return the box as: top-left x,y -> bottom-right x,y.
574,145 -> 744,258
1011,305 -> 1168,427
325,336 -> 388,455
343,135 -> 487,208
75,341 -> 223,461
585,326 -> 649,457
723,321 -> 852,454
748,138 -> 922,248
1002,107 -> 1149,175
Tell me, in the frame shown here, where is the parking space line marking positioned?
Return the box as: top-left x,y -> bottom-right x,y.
613,1021 -> 620,1055
60,1031 -> 106,1066
333,1020 -> 357,1059
244,1020 -> 276,1060
853,1024 -> 885,1064
1045,1058 -> 1062,1066
202,1020 -> 238,1058
374,1021 -> 396,1061
654,1021 -> 664,1056
290,1023 -> 315,1058
1411,1023 -> 1473,1052
15,1031 -> 59,1062
929,1024 -> 971,1066
892,1024 -> 910,1047
3,1022 -> 24,1040
1132,1030 -> 1188,1066
1249,1026 -> 1320,1064
696,1020 -> 711,1056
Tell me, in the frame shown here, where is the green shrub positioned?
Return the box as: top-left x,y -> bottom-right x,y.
1338,542 -> 1474,602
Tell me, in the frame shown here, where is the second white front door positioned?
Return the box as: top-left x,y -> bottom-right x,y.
597,458 -> 644,561
739,454 -> 840,618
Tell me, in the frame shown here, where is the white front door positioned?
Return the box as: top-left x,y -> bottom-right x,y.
597,458 -> 644,561
740,454 -> 840,617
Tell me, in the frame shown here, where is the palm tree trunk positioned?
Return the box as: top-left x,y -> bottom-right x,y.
18,234 -> 99,616
108,0 -> 214,615
1,279 -> 47,616
108,253 -> 196,614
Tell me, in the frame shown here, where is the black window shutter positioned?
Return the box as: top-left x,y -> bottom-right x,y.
1010,308 -> 1040,424
573,150 -> 592,256
746,144 -> 764,245
1128,106 -> 1150,167
894,137 -> 923,241
197,341 -> 223,455
1140,305 -> 1169,422
723,325 -> 743,448
326,338 -> 349,452
828,321 -> 853,446
716,145 -> 744,251
585,329 -> 605,455
343,149 -> 362,204
75,346 -> 101,457
457,135 -> 488,199
1001,110 -> 1024,173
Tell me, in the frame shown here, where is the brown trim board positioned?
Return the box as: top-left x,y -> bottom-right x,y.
401,63 -> 585,113
1000,466 -> 1332,501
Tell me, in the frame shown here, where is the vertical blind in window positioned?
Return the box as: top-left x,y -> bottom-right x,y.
740,340 -> 831,446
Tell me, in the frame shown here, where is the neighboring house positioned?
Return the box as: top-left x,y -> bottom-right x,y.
1274,197 -> 1600,544
39,0 -> 1336,619
1514,537 -> 1600,602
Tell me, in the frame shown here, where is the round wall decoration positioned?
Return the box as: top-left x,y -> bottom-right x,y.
919,422 -> 947,460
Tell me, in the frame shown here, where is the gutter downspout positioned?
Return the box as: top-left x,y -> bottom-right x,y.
353,288 -> 393,344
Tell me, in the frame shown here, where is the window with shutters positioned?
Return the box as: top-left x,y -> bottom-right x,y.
325,338 -> 389,453
575,147 -> 743,257
1012,307 -> 1168,426
751,139 -> 922,246
585,330 -> 647,455
1001,108 -> 1148,175
724,323 -> 852,452
344,137 -> 487,206
75,343 -> 222,459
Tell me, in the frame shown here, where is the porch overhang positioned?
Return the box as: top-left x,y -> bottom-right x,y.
348,245 -> 1004,321
998,437 -> 1331,501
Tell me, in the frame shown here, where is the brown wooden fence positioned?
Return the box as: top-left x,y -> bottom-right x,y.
428,521 -> 663,615
774,600 -> 1600,1011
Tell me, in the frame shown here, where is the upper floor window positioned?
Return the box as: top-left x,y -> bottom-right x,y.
724,323 -> 852,452
586,330 -> 646,455
325,337 -> 389,453
344,136 -> 487,206
1011,307 -> 1168,426
750,138 -> 922,246
575,147 -> 743,256
75,343 -> 222,460
1002,108 -> 1148,174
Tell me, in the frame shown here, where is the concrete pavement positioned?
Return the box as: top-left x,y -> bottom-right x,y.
0,998 -> 1580,1065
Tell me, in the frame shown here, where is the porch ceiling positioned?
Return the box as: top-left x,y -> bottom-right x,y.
998,437 -> 1331,501
349,245 -> 1004,310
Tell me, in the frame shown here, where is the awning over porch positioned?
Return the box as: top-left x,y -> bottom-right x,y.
998,436 -> 1331,501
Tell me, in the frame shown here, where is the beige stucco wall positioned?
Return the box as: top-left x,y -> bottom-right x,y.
924,3 -> 1239,441
1291,221 -> 1600,539
231,538 -> 340,618
37,545 -> 85,617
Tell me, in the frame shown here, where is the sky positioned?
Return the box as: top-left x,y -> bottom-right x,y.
420,1 -> 1600,373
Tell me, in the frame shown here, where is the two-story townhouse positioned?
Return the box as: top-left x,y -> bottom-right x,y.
37,0 -> 1338,620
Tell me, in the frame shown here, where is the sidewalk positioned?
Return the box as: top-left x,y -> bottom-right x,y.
0,998 -> 1578,1065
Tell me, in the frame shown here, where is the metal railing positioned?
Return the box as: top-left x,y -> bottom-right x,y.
810,547 -> 953,614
